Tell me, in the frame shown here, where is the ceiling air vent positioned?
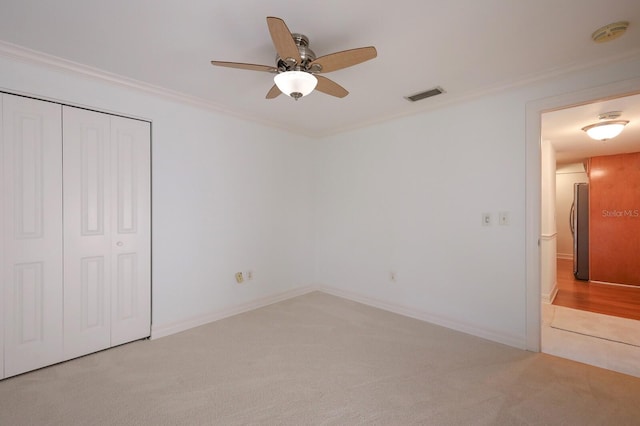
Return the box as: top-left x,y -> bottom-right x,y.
405,86 -> 445,102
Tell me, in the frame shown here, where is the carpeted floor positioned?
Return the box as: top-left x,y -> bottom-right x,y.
1,291 -> 639,425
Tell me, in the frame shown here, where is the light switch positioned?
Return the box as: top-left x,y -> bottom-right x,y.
482,213 -> 492,226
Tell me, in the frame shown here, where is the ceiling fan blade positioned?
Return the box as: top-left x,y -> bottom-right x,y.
315,75 -> 349,98
310,46 -> 377,73
266,84 -> 281,99
266,17 -> 301,64
210,61 -> 276,72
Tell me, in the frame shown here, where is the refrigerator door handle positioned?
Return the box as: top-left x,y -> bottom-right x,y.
569,201 -> 575,237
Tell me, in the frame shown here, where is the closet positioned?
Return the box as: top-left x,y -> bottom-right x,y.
1,93 -> 151,379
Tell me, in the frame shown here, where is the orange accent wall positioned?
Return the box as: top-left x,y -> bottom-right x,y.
589,152 -> 640,286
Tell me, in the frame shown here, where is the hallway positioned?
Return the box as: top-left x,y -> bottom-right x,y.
553,258 -> 640,321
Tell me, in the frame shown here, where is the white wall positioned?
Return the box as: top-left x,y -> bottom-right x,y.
315,55 -> 640,348
2,46 -> 640,350
556,163 -> 588,259
0,54 -> 316,334
314,92 -> 527,346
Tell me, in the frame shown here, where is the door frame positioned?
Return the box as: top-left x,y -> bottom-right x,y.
524,76 -> 640,351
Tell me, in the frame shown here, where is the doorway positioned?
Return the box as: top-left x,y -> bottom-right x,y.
541,94 -> 640,319
537,90 -> 640,377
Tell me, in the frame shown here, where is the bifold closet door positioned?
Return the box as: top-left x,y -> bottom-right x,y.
2,94 -> 64,377
63,107 -> 150,359
63,107 -> 112,359
108,115 -> 151,347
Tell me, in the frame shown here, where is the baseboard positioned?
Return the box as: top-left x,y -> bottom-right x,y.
590,280 -> 640,289
151,286 -> 317,339
317,285 -> 526,349
152,284 -> 528,349
542,285 -> 559,304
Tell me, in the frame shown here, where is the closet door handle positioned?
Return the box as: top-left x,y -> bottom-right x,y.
116,241 -> 124,247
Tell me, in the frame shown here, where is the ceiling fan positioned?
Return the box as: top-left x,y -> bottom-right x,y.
211,16 -> 377,100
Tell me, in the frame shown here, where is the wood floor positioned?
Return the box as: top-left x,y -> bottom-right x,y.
553,258 -> 640,321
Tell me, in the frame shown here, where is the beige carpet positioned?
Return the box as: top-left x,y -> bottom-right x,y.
1,291 -> 640,425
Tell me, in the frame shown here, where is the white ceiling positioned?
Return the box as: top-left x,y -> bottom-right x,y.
0,0 -> 639,143
543,93 -> 640,165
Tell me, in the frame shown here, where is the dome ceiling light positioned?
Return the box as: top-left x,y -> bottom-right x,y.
581,111 -> 629,141
274,71 -> 318,100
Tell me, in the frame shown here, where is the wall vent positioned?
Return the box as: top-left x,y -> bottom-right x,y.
405,86 -> 445,102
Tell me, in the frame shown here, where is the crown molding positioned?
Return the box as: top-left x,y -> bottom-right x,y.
0,40 -> 314,137
320,49 -> 640,138
1,40 -> 638,139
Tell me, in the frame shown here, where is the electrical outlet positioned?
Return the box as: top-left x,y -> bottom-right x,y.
246,270 -> 253,280
390,271 -> 397,283
235,272 -> 244,284
499,211 -> 510,226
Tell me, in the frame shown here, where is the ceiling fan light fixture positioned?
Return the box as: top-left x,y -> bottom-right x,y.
274,71 -> 317,100
581,120 -> 629,141
211,17 -> 376,100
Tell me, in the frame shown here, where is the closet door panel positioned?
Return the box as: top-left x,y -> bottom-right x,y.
63,107 -> 112,359
110,116 -> 150,346
0,96 -> 3,379
2,95 -> 64,377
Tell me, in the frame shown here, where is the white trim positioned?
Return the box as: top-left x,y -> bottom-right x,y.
0,87 -> 152,124
541,286 -> 558,304
151,286 -> 317,339
322,51 -> 640,137
153,285 -> 527,348
318,285 -> 526,349
540,233 -> 557,240
525,98 -> 542,352
525,76 -> 640,352
2,40 -> 639,139
590,280 -> 640,289
0,40 -> 303,137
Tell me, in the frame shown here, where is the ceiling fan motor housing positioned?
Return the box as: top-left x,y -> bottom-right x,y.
276,33 -> 317,71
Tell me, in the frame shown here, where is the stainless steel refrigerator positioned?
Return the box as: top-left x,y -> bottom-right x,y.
570,182 -> 589,281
